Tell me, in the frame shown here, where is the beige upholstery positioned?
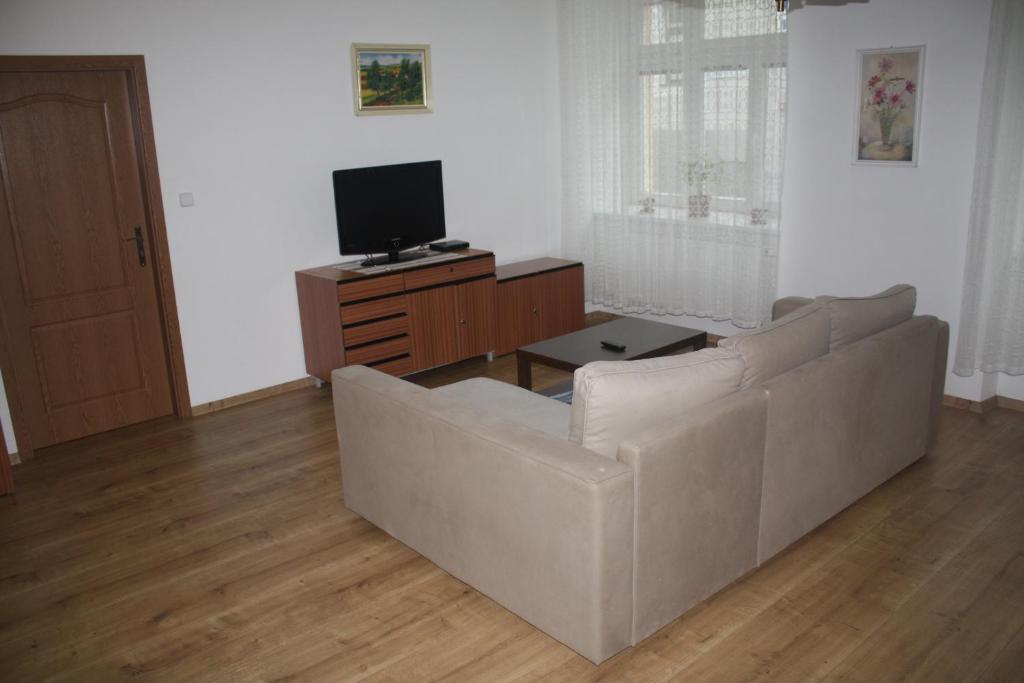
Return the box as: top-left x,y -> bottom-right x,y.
818,284 -> 916,349
771,296 -> 813,321
331,287 -> 948,665
719,303 -> 830,389
435,377 -> 570,439
618,387 -> 768,643
332,366 -> 634,664
569,348 -> 744,458
756,315 -> 939,563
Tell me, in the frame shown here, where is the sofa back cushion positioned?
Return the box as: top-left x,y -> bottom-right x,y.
568,348 -> 744,459
718,303 -> 831,389
818,284 -> 916,350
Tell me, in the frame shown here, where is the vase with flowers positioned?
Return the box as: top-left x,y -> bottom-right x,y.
683,157 -> 720,219
863,56 -> 916,151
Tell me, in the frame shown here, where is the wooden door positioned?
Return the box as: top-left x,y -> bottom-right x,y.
539,267 -> 585,340
408,287 -> 460,370
456,278 -> 497,359
495,277 -> 541,355
0,68 -> 175,448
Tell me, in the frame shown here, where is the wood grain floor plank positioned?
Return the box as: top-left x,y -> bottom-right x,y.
1,326 -> 1022,681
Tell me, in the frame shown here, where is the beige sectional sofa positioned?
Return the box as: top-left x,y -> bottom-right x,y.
331,285 -> 948,664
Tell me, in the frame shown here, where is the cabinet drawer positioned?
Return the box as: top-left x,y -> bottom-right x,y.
342,315 -> 409,346
345,335 -> 411,366
337,273 -> 404,303
368,354 -> 414,377
339,294 -> 407,325
403,256 -> 495,290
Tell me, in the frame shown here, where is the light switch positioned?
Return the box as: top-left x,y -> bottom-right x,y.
178,192 -> 195,207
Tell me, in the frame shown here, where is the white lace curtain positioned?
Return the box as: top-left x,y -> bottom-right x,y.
954,0 -> 1024,376
559,0 -> 787,327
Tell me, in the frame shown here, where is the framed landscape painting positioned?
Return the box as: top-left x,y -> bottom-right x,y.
352,43 -> 432,116
854,46 -> 924,166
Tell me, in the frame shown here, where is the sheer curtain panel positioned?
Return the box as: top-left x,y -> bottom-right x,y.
560,0 -> 787,327
953,0 -> 1024,376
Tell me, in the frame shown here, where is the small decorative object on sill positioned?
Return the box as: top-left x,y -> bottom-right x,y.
688,194 -> 710,219
684,157 -> 720,219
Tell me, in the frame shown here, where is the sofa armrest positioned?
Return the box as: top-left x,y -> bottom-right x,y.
617,387 -> 768,643
772,296 -> 814,321
331,365 -> 634,664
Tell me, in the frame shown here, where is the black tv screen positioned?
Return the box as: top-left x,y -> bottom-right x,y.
332,160 -> 446,262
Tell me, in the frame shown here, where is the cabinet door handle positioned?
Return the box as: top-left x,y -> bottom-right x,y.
459,319 -> 467,325
532,307 -> 539,314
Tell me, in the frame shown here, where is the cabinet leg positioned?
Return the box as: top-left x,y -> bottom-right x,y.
486,351 -> 495,362
517,352 -> 533,390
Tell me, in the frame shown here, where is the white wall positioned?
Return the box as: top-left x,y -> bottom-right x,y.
0,0 -> 1017,456
999,376 -> 1024,402
0,0 -> 561,447
593,0 -> 1000,402
779,0 -> 993,401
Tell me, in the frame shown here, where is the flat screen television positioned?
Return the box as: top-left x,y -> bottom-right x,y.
332,160 -> 446,267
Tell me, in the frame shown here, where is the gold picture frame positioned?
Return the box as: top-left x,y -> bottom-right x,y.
351,43 -> 432,116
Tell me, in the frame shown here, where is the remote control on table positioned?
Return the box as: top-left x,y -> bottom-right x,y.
600,340 -> 627,353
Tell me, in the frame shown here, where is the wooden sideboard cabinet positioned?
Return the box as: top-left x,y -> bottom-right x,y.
407,277 -> 497,371
495,258 -> 585,356
295,249 -> 496,381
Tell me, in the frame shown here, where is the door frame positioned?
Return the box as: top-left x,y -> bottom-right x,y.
0,55 -> 191,460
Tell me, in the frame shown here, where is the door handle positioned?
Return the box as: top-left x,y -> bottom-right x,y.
125,225 -> 146,266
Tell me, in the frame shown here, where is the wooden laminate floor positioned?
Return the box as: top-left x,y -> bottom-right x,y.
2,351 -> 1024,681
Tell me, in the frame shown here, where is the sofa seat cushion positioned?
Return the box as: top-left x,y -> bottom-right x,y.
718,303 -> 831,389
818,284 -> 916,350
433,378 -> 570,439
568,348 -> 745,459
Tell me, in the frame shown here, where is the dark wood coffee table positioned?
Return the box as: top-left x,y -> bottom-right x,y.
516,317 -> 707,390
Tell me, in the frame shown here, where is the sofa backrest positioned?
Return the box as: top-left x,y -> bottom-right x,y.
755,314 -> 941,563
569,347 -> 744,459
817,284 -> 917,350
718,302 -> 831,389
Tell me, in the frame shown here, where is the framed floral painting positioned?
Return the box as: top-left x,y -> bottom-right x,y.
853,46 -> 924,166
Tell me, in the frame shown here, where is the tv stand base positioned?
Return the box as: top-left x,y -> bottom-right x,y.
360,249 -> 430,268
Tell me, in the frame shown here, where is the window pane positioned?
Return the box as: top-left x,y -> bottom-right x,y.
644,3 -> 683,45
703,68 -> 749,199
763,65 -> 787,203
644,1 -> 785,44
704,0 -> 786,39
642,73 -> 687,195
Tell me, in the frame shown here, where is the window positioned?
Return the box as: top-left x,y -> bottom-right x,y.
559,0 -> 789,324
638,1 -> 786,226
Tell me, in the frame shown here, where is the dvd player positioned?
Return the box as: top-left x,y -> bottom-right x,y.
429,240 -> 469,252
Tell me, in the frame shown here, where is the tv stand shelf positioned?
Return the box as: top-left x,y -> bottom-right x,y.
295,251 -> 584,381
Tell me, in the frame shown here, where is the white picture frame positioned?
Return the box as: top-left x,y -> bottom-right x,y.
853,45 -> 925,166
